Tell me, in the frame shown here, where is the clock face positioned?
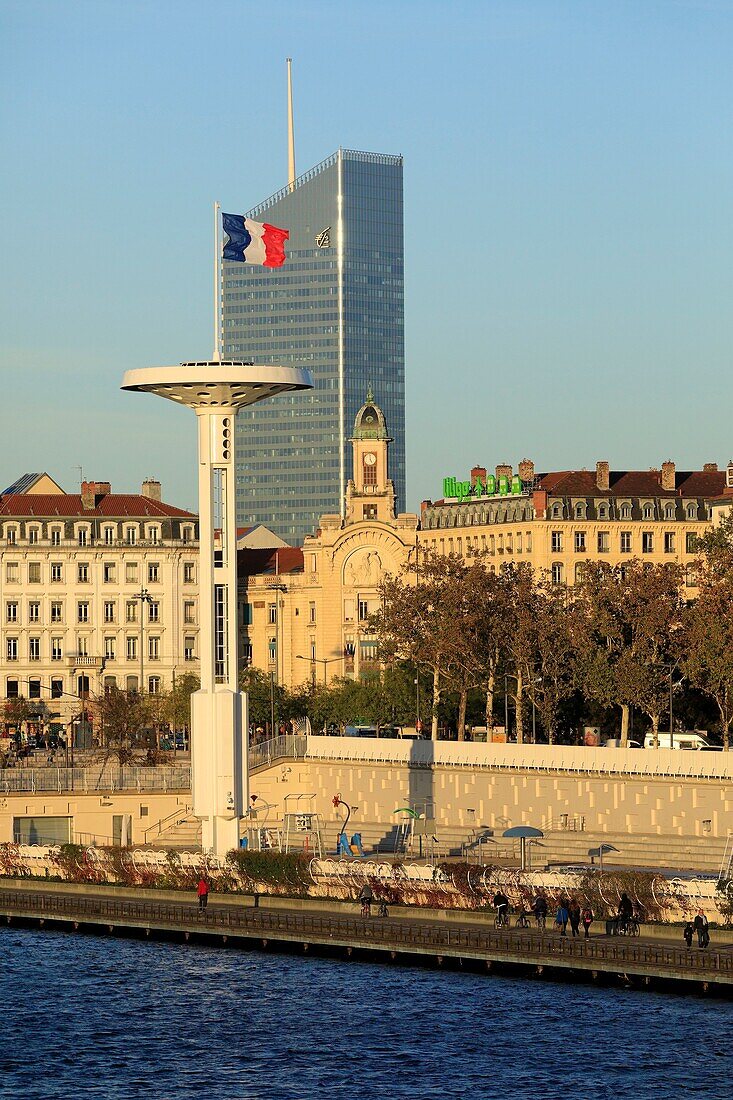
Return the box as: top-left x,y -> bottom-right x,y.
364,453 -> 376,466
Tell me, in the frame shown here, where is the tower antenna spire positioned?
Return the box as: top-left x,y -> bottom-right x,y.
287,57 -> 296,190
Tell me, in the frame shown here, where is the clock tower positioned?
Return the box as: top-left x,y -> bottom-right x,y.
345,389 -> 396,524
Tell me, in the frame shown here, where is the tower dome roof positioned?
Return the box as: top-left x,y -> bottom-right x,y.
352,389 -> 391,441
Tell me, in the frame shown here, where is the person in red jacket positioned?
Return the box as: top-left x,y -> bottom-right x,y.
197,877 -> 210,913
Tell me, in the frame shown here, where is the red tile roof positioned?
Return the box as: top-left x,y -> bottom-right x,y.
0,493 -> 196,519
238,547 -> 304,576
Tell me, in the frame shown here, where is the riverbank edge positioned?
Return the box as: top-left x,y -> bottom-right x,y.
0,876 -> 717,945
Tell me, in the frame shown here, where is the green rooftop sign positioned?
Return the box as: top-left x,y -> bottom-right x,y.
443,474 -> 525,503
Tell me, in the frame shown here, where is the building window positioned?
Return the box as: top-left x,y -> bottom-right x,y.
358,599 -> 369,621
29,678 -> 41,699
51,563 -> 62,582
29,637 -> 41,661
664,504 -> 675,520
551,503 -> 562,519
6,679 -> 18,698
184,637 -> 196,662
686,533 -> 697,554
28,601 -> 40,623
6,527 -> 16,545
104,601 -> 115,623
6,563 -> 18,584
268,603 -> 277,624
184,601 -> 195,624
147,562 -> 159,583
148,636 -> 159,660
597,503 -> 608,519
76,637 -> 88,658
344,599 -> 354,623
51,638 -> 63,661
7,639 -> 18,662
551,531 -> 563,553
103,563 -> 116,583
574,502 -> 586,520
28,527 -> 39,545
126,675 -> 139,693
126,601 -> 137,623
183,562 -> 195,583
597,531 -> 609,554
125,563 -> 138,584
51,601 -> 63,623
148,527 -> 160,545
182,526 -> 193,544
148,676 -> 161,694
6,602 -> 18,624
574,531 -> 586,553
309,603 -> 316,624
362,504 -> 378,520
620,503 -> 631,519
642,532 -> 654,554
51,528 -> 61,546
104,637 -> 116,660
642,503 -> 654,520
104,526 -> 115,545
268,638 -> 276,663
126,637 -> 137,660
77,601 -> 89,623
77,563 -> 89,583
78,528 -> 88,547
664,532 -> 675,554
28,562 -> 41,584
620,531 -> 632,554
51,679 -> 63,698
242,641 -> 252,666
362,455 -> 377,487
148,601 -> 159,623
126,526 -> 137,545
686,503 -> 697,520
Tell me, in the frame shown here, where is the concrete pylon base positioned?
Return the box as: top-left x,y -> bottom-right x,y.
191,688 -> 248,860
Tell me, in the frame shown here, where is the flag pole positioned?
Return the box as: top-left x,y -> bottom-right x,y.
213,200 -> 221,361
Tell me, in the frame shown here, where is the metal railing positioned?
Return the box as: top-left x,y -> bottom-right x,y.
248,735 -> 307,770
0,764 -> 191,794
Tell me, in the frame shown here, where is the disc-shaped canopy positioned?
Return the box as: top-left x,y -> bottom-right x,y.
503,826 -> 544,839
588,844 -> 619,857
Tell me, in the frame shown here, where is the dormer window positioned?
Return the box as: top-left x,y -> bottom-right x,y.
597,503 -> 608,519
619,503 -> 631,519
642,503 -> 654,520
574,502 -> 586,520
664,503 -> 675,520
686,502 -> 697,520
551,503 -> 562,519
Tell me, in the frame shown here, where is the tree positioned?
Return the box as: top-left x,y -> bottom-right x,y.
531,581 -> 578,743
500,563 -> 541,744
92,686 -> 148,764
167,673 -> 200,732
575,560 -> 684,746
681,575 -> 733,750
3,696 -> 31,735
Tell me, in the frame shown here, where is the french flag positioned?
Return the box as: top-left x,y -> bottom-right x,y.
222,212 -> 289,267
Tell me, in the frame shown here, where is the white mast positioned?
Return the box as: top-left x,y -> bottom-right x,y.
213,200 -> 221,361
287,57 -> 296,189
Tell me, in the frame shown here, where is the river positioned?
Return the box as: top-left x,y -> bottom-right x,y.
0,928 -> 729,1099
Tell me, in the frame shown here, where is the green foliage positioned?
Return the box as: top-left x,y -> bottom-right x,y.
225,849 -> 307,892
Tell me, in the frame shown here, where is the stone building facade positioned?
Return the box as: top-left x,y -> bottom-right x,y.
0,474 -> 200,733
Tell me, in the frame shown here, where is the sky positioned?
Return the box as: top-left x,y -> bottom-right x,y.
2,0 -> 733,513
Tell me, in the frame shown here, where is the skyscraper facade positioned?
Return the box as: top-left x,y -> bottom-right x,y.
222,149 -> 404,544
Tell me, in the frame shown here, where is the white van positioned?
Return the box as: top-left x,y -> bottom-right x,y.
644,732 -> 712,750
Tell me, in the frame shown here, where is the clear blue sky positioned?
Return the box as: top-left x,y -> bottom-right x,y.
2,0 -> 732,512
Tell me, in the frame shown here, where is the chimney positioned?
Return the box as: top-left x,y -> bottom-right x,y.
420,499 -> 431,514
470,466 -> 486,488
703,462 -> 718,472
595,461 -> 610,492
81,481 -> 95,511
142,479 -> 162,502
495,464 -> 512,481
95,481 -> 111,496
518,458 -> 534,483
661,461 -> 676,491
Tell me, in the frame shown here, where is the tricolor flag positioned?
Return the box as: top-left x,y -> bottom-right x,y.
222,213 -> 289,267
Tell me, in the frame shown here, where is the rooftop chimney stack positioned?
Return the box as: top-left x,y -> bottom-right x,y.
518,458 -> 535,483
81,481 -> 95,510
142,479 -> 162,502
471,465 -> 487,488
703,462 -> 719,472
595,461 -> 610,492
495,463 -> 512,481
661,461 -> 676,491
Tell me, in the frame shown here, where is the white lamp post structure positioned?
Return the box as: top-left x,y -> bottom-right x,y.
121,361 -> 313,856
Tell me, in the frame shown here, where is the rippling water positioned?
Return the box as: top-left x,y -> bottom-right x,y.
0,928 -> 729,1100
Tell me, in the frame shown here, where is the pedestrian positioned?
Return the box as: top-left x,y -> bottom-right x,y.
683,921 -> 694,949
694,909 -> 710,949
197,876 -> 210,913
581,906 -> 594,939
359,882 -> 373,917
569,899 -> 581,938
555,900 -> 569,936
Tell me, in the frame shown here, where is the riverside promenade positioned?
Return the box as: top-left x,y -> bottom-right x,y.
0,883 -> 730,996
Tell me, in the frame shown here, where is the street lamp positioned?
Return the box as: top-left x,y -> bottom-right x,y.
295,654 -> 342,685
135,587 -> 154,697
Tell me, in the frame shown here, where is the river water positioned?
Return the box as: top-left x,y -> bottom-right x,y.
1,928 -> 729,1100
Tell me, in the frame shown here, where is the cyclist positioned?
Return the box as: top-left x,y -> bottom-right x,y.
493,890 -> 509,928
617,892 -> 633,934
533,893 -> 548,930
358,882 -> 373,917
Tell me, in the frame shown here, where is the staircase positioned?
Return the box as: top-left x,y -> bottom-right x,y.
144,807 -> 202,850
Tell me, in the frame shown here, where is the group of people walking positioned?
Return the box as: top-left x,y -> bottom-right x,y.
684,910 -> 710,949
552,897 -> 594,938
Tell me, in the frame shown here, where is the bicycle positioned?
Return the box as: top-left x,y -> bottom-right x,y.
618,915 -> 640,936
377,900 -> 388,918
360,899 -> 372,918
494,909 -> 509,930
534,913 -> 547,931
515,911 -> 530,929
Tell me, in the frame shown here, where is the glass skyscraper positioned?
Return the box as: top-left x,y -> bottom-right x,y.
223,149 -> 404,545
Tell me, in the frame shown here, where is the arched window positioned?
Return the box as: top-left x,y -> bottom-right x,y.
620,503 -> 631,519
575,502 -> 586,520
552,503 -> 562,519
643,503 -> 654,520
686,502 -> 697,520
664,503 -> 675,520
598,503 -> 608,519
